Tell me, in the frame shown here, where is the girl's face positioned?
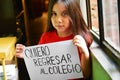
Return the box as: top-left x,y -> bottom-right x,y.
51,2 -> 72,37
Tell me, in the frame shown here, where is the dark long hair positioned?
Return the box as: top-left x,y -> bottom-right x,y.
47,0 -> 93,47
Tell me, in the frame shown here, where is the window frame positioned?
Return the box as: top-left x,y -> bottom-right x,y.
86,0 -> 120,67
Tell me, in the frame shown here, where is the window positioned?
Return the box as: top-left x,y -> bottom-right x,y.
90,0 -> 99,34
102,0 -> 119,52
86,0 -> 120,65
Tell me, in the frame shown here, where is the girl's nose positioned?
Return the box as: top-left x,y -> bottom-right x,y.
56,16 -> 62,23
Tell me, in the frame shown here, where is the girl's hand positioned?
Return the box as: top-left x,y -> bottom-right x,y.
73,35 -> 90,78
15,44 -> 25,58
73,35 -> 88,53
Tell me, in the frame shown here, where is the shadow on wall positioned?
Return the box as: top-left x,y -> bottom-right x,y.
0,0 -> 16,37
23,0 -> 48,45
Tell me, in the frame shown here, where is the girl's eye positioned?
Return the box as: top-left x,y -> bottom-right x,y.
62,12 -> 69,16
51,12 -> 57,17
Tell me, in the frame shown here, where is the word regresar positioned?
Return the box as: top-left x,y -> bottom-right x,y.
24,46 -> 82,74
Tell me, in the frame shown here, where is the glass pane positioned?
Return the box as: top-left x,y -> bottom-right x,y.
102,0 -> 120,52
90,0 -> 99,34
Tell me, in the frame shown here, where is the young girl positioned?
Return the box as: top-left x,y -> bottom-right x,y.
16,0 -> 93,80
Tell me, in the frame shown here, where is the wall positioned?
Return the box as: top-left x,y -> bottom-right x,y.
0,0 -> 16,37
91,54 -> 111,80
90,41 -> 120,80
22,0 -> 47,45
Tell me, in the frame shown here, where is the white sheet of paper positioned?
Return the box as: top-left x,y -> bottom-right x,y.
0,64 -> 18,80
23,40 -> 83,80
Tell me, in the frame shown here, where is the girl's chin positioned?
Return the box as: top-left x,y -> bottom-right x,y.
57,30 -> 65,33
